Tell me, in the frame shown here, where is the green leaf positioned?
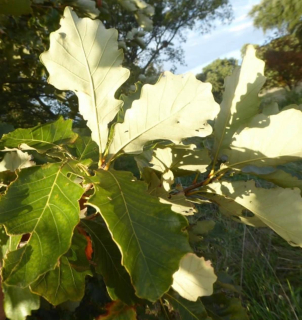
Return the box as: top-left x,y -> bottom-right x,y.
165,290 -> 210,320
224,109 -> 302,169
172,253 -> 217,301
118,82 -> 143,123
81,219 -> 139,305
147,145 -> 211,175
213,45 -> 265,160
203,188 -> 267,227
1,227 -> 39,320
207,180 -> 302,247
86,169 -> 191,301
108,72 -> 219,159
68,136 -> 99,163
202,293 -> 249,320
0,0 -> 32,16
0,149 -> 34,172
40,7 -> 130,157
3,285 -> 40,320
30,231 -> 92,305
260,169 -> 302,194
0,162 -> 84,287
99,300 -> 137,320
261,101 -> 279,115
145,168 -> 196,215
0,117 -> 77,153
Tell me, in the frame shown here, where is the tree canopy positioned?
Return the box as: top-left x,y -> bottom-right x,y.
0,0 -> 232,128
249,0 -> 302,39
196,58 -> 238,103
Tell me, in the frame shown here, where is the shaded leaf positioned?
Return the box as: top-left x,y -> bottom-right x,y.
0,117 -> 77,153
203,189 -> 267,227
213,45 -> 265,160
40,7 -> 129,156
81,219 -> 139,305
207,180 -> 302,247
165,290 -> 210,320
261,101 -> 279,115
145,168 -> 196,216
260,169 -> 302,194
225,109 -> 302,168
118,82 -> 143,123
172,253 -> 217,301
202,293 -> 249,320
108,72 -> 219,159
30,231 -> 92,305
0,162 -> 84,287
86,169 -> 191,301
98,300 -> 136,320
0,0 -> 32,15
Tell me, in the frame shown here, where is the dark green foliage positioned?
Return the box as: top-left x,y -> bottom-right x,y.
196,58 -> 238,103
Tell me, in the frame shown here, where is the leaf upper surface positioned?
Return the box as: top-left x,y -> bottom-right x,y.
0,117 -> 77,153
81,219 -> 139,305
40,7 -> 130,156
108,72 -> 219,159
87,169 -> 191,301
165,290 -> 210,320
0,163 -> 84,286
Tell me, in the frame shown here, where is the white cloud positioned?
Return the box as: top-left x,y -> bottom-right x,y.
229,21 -> 253,32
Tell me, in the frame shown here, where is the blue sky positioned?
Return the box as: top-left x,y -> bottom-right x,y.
168,0 -> 272,74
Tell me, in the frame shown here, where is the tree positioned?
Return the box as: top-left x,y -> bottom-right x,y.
0,9 -> 302,319
0,0 -> 232,128
196,58 -> 238,103
241,34 -> 302,90
249,0 -> 302,39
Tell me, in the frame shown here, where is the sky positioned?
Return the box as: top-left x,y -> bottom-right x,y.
168,0 -> 271,75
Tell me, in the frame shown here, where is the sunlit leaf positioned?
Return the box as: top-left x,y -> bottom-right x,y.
213,45 -> 265,160
1,228 -> 39,320
3,285 -> 40,320
0,149 -> 34,172
86,169 -> 191,301
40,7 -> 130,157
145,168 -> 196,215
108,72 -> 219,160
81,219 -> 139,305
224,109 -> 302,169
0,117 -> 77,153
172,253 -> 217,301
207,180 -> 302,247
203,189 -> 267,227
0,162 -> 84,287
68,136 -> 99,163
